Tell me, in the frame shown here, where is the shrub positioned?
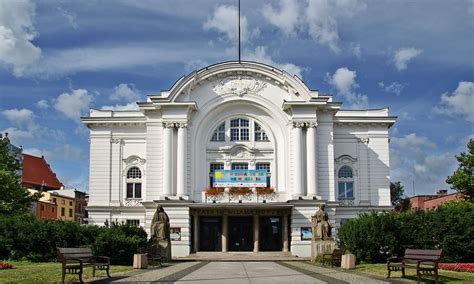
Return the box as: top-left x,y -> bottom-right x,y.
0,214 -> 147,264
338,201 -> 474,263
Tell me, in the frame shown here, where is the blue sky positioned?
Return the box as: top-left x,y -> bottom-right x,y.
0,0 -> 472,196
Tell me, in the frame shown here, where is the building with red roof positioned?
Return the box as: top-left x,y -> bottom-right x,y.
409,190 -> 461,211
22,154 -> 63,191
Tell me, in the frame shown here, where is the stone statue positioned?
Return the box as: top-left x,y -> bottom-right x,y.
149,205 -> 171,261
311,204 -> 332,240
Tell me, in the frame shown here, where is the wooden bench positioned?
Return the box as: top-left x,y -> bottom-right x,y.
322,248 -> 344,267
387,249 -> 442,284
57,247 -> 111,284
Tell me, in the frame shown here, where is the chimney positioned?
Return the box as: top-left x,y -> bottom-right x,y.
436,189 -> 448,196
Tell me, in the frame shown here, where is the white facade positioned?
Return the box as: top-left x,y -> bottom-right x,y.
82,61 -> 395,258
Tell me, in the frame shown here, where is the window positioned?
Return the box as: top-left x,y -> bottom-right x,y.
69,208 -> 73,217
230,119 -> 249,141
127,167 -> 142,179
40,204 -> 44,211
69,201 -> 73,206
232,163 -> 248,170
61,200 -> 65,205
52,207 -> 55,213
254,122 -> 269,141
338,166 -> 354,199
61,207 -> 65,216
126,219 -> 140,227
256,162 -> 271,187
53,198 -> 56,204
126,167 -> 142,199
209,163 -> 224,187
211,122 -> 225,141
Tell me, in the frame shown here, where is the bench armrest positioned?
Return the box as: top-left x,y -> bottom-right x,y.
387,257 -> 401,264
64,258 -> 84,266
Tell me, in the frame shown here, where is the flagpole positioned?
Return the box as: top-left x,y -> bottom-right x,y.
238,0 -> 241,63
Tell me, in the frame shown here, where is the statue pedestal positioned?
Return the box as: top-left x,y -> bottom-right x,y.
311,240 -> 335,258
159,240 -> 172,262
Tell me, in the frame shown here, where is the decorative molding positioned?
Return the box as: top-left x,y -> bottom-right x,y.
123,199 -> 142,207
292,121 -> 318,128
162,121 -> 188,128
110,138 -> 122,144
358,137 -> 370,144
213,76 -> 267,97
335,154 -> 357,164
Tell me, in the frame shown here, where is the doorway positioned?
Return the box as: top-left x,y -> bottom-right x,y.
199,216 -> 222,251
228,216 -> 253,251
259,216 -> 282,251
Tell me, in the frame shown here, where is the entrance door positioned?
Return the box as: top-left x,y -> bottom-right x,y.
228,216 -> 254,251
199,217 -> 222,251
259,216 -> 282,251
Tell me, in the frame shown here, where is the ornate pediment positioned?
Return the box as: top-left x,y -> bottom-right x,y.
335,154 -> 357,164
123,155 -> 146,166
213,76 -> 267,97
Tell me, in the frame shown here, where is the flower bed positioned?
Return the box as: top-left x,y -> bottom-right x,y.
205,187 -> 225,196
256,187 -> 275,195
439,263 -> 474,273
0,262 -> 14,269
229,187 -> 252,196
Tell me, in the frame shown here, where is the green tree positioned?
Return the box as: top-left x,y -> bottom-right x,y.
390,181 -> 410,211
0,135 -> 36,215
446,139 -> 474,201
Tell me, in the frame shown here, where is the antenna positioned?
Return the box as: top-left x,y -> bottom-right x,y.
238,0 -> 241,63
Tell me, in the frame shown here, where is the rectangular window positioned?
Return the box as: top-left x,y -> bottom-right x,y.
69,201 -> 73,206
61,207 -> 65,216
126,219 -> 140,227
231,163 -> 248,170
69,208 -> 73,217
338,182 -> 354,199
61,200 -> 65,205
40,204 -> 44,211
52,207 -> 55,213
53,198 -> 56,204
256,162 -> 271,172
230,119 -> 250,141
127,183 -> 142,199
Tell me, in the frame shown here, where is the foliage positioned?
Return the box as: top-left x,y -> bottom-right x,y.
338,201 -> 474,263
0,136 -> 37,215
439,263 -> 474,273
256,187 -> 275,195
446,139 -> 474,201
205,187 -> 224,196
0,215 -> 147,265
390,181 -> 411,212
229,187 -> 252,196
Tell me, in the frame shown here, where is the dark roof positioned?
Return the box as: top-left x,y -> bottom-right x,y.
22,154 -> 63,190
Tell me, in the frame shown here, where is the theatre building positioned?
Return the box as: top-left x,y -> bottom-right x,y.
82,61 -> 395,258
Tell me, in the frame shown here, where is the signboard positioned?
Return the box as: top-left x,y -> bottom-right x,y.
301,227 -> 312,240
170,228 -> 181,241
213,170 -> 267,188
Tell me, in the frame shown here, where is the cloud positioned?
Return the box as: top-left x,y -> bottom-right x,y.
349,42 -> 362,58
36,99 -> 49,109
379,81 -> 405,96
2,108 -> 35,128
53,89 -> 93,121
0,0 -> 41,76
57,6 -> 78,29
1,127 -> 33,142
101,103 -> 139,111
24,144 -> 83,162
433,81 -> 474,123
325,67 -> 368,108
109,83 -> 140,103
203,4 -> 257,43
262,0 -> 300,36
245,46 -> 303,78
390,133 -> 459,195
393,47 -> 423,71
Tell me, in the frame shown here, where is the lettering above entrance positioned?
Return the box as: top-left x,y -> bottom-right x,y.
213,76 -> 267,97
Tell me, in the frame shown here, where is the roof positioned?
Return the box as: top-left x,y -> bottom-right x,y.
22,154 -> 63,190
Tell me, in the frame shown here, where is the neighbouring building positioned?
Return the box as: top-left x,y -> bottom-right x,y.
22,154 -> 63,191
40,191 -> 76,221
50,189 -> 88,224
82,61 -> 396,258
409,190 -> 460,211
31,200 -> 57,221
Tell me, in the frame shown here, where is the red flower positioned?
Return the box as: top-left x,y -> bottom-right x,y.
439,263 -> 474,272
205,188 -> 224,196
0,262 -> 14,269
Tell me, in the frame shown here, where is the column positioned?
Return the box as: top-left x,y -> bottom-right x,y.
292,122 -> 304,197
253,214 -> 259,253
162,123 -> 173,196
306,123 -> 318,196
282,214 -> 289,252
177,123 -> 187,197
193,214 -> 199,252
222,215 -> 228,252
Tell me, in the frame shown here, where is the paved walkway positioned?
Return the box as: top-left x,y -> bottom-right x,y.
100,261 -> 399,284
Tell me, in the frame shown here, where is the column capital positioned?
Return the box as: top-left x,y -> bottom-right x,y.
163,121 -> 189,128
292,121 -> 318,128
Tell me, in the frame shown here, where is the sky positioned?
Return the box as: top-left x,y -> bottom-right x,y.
0,0 -> 473,196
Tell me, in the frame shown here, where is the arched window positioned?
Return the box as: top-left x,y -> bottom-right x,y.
254,122 -> 269,141
337,166 -> 353,199
211,122 -> 225,141
126,167 -> 142,199
230,119 -> 249,141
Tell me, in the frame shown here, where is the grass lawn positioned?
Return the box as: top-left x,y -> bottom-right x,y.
0,260 -> 133,283
356,263 -> 474,284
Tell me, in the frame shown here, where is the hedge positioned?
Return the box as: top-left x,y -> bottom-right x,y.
0,214 -> 147,265
338,201 -> 474,263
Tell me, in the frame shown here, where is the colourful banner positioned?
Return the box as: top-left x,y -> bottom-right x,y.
213,170 -> 267,188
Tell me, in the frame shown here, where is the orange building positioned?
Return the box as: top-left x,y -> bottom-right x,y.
409,190 -> 460,211
33,200 -> 57,220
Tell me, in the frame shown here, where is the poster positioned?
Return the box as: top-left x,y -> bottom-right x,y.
213,170 -> 267,187
301,227 -> 312,240
170,227 -> 181,241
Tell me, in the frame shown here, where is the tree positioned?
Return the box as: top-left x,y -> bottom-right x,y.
390,181 -> 410,211
0,135 -> 36,215
446,139 -> 474,201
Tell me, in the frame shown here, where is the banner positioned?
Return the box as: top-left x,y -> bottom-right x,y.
213,170 -> 267,187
